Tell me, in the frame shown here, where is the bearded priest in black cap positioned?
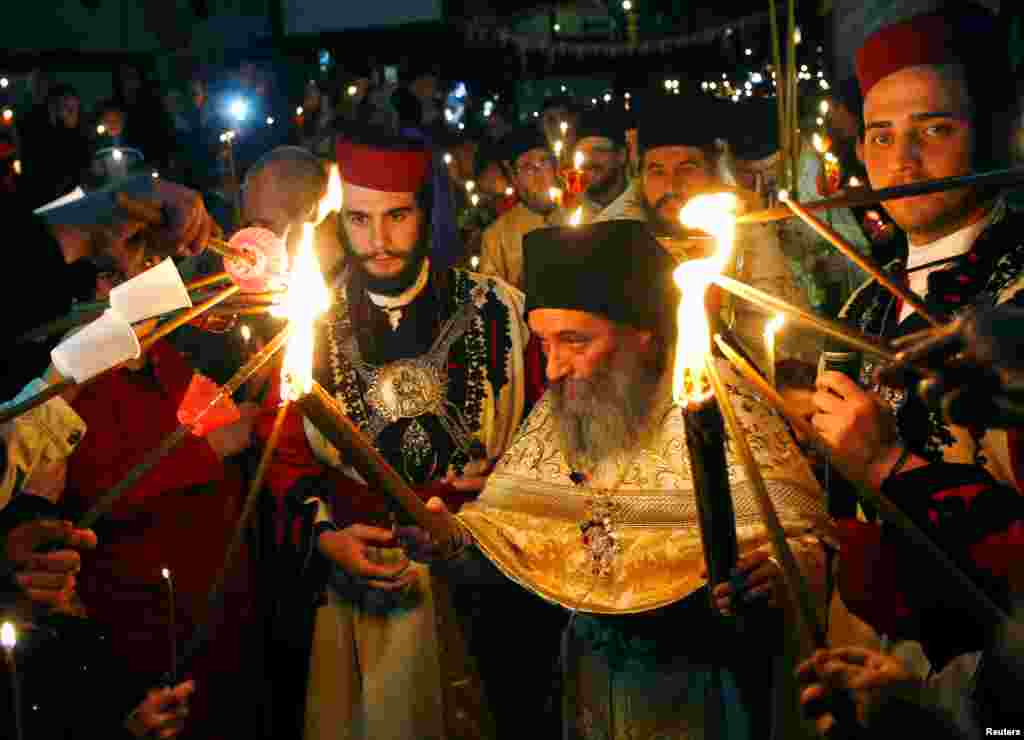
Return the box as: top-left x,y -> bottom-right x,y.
402,221 -> 833,739
596,94 -> 813,366
478,125 -> 567,290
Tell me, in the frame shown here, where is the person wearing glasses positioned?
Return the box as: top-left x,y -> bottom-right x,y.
477,125 -> 567,290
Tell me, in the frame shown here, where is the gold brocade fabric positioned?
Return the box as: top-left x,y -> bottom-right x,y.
458,359 -> 831,615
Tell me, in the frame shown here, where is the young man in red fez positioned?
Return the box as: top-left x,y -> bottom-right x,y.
803,4 -> 1024,735
256,125 -> 541,739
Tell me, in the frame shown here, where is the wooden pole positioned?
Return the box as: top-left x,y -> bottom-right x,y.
179,399 -> 291,676
185,272 -> 232,292
738,166 -> 1024,224
712,333 -> 1009,627
705,351 -> 827,647
140,284 -> 241,352
296,382 -> 463,555
712,274 -> 898,361
78,324 -> 294,528
767,0 -> 786,187
783,195 -> 943,328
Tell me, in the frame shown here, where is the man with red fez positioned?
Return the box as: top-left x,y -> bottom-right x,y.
400,221 -> 832,739
478,125 -> 567,290
256,125 -> 535,739
595,94 -> 813,367
802,4 -> 1024,736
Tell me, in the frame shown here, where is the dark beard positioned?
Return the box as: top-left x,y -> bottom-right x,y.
548,346 -> 663,472
585,170 -> 625,206
347,229 -> 431,296
640,191 -> 687,238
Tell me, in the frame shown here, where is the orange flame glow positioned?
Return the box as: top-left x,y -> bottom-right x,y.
672,192 -> 739,406
316,164 -> 343,225
280,223 -> 331,400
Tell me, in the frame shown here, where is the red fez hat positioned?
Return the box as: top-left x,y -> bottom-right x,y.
336,132 -> 431,193
855,7 -> 997,99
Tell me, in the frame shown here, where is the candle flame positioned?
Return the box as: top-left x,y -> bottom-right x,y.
574,151 -> 585,170
161,567 -> 171,580
1,622 -> 15,649
240,324 -> 251,342
548,187 -> 563,204
553,140 -> 564,157
280,223 -> 331,400
569,206 -> 583,227
672,192 -> 739,406
466,180 -> 476,193
316,164 -> 343,225
812,132 -> 826,153
848,176 -> 862,188
560,120 -> 568,135
764,313 -> 785,340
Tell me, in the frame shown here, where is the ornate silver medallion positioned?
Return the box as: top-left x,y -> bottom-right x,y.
365,360 -> 447,424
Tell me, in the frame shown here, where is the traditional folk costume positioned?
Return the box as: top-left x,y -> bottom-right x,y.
457,222 -> 832,740
478,126 -> 567,290
258,130 -> 532,740
823,9 -> 1024,731
592,97 -> 815,367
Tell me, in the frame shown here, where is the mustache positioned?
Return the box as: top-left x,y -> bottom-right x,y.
353,249 -> 408,263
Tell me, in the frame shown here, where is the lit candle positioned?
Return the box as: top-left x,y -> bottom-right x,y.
569,206 -> 583,227
673,193 -> 742,608
240,324 -> 252,344
764,314 -> 785,388
2,622 -> 23,740
162,568 -> 177,685
470,255 -> 480,270
574,150 -> 585,172
548,187 -> 563,208
553,140 -> 564,158
560,120 -> 568,136
465,180 -> 476,194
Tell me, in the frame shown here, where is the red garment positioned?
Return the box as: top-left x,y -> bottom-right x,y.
64,341 -> 258,740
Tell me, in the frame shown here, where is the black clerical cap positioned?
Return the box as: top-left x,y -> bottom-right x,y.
499,125 -> 551,166
726,98 -> 779,162
575,110 -> 626,148
637,94 -> 723,153
523,221 -> 679,332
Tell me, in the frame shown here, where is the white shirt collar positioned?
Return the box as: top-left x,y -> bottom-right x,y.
906,206 -> 998,271
366,257 -> 430,330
